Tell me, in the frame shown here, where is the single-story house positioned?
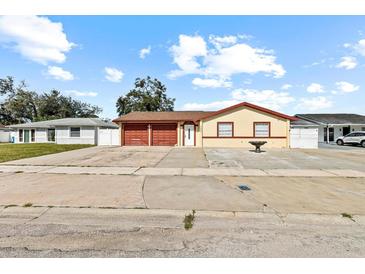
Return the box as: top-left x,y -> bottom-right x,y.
8,118 -> 119,146
0,124 -> 12,143
112,102 -> 297,148
294,114 -> 365,143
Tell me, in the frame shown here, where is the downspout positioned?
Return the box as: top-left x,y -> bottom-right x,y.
200,120 -> 203,147
326,124 -> 329,144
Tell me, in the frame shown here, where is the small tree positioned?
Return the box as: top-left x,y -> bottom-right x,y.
116,76 -> 175,115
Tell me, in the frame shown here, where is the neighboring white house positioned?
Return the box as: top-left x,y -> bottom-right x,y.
294,114 -> 365,144
8,118 -> 119,146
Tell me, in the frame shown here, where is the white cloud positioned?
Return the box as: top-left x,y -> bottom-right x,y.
192,77 -> 232,88
204,43 -> 285,79
336,56 -> 357,70
168,34 -> 285,81
65,90 -> 97,97
47,66 -> 74,81
281,84 -> 292,90
306,83 -> 325,93
208,35 -> 238,49
343,43 -> 351,48
0,15 -> 75,65
182,88 -> 294,111
182,100 -> 239,111
303,59 -> 326,68
231,89 -> 295,111
168,34 -> 207,79
139,46 -> 151,59
334,81 -> 359,93
104,67 -> 124,83
297,96 -> 333,111
352,39 -> 365,56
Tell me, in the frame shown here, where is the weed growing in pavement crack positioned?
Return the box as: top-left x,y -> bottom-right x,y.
341,213 -> 355,222
183,210 -> 196,230
23,202 -> 33,207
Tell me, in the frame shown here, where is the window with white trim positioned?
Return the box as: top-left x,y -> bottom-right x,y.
31,129 -> 35,142
48,129 -> 55,142
254,123 -> 270,137
218,123 -> 233,137
19,129 -> 23,142
70,127 -> 81,137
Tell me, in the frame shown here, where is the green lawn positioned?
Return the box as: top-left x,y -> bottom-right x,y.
0,143 -> 94,163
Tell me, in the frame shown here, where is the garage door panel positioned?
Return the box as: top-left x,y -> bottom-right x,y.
98,128 -> 120,146
290,127 -> 318,149
124,124 -> 148,146
152,124 -> 177,146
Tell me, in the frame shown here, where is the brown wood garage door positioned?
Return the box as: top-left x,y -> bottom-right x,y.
124,124 -> 148,146
152,124 -> 177,146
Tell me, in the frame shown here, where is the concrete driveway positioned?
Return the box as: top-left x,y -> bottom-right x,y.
204,147 -> 365,171
4,145 -> 365,171
3,146 -> 172,167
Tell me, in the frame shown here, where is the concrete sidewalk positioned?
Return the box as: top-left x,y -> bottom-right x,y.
1,164 -> 365,177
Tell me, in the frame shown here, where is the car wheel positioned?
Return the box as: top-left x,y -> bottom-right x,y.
337,139 -> 344,146
361,141 -> 365,148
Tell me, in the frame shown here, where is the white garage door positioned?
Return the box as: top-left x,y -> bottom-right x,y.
290,127 -> 318,149
98,128 -> 119,146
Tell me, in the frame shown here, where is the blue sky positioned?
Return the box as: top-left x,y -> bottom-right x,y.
0,16 -> 365,119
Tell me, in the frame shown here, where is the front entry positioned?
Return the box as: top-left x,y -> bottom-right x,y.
323,127 -> 334,142
184,124 -> 195,146
24,130 -> 30,143
342,126 -> 351,136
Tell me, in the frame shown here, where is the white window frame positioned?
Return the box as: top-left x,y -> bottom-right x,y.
254,122 -> 270,137
70,127 -> 81,138
217,122 -> 233,137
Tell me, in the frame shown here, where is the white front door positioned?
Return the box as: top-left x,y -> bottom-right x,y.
184,124 -> 195,146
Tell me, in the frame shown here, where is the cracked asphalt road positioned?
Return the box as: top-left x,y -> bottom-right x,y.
0,207 -> 364,257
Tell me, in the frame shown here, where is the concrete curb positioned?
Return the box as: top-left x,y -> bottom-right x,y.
1,165 -> 365,178
0,206 -> 363,227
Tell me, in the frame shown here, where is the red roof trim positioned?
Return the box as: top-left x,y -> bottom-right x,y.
200,102 -> 298,121
113,120 -> 199,124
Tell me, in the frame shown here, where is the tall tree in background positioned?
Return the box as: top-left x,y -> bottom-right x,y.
0,76 -> 102,125
116,76 -> 175,115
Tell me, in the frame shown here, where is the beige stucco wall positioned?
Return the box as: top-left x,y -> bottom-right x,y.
202,138 -> 287,148
177,122 -> 182,146
199,106 -> 290,148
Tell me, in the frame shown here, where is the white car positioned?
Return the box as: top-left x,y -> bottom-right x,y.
336,131 -> 365,147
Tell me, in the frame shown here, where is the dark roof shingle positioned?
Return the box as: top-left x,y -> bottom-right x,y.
113,111 -> 214,122
296,114 -> 365,125
291,118 -> 319,126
